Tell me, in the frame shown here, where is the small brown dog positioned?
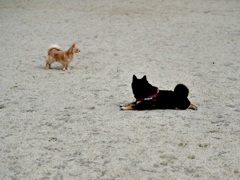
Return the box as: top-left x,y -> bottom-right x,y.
45,43 -> 80,71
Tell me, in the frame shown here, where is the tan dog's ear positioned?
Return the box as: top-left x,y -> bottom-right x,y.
72,43 -> 80,53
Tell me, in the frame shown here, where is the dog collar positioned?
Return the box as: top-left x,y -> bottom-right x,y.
136,88 -> 160,102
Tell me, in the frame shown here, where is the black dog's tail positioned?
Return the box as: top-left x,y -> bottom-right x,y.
174,84 -> 189,97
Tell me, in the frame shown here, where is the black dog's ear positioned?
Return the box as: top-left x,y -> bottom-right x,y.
133,75 -> 138,81
142,75 -> 147,81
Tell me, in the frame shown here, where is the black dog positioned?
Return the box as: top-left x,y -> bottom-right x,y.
120,75 -> 197,110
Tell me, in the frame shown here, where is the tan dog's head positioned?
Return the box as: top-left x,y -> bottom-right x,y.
71,43 -> 80,53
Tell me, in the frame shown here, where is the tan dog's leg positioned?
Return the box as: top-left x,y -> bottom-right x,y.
45,57 -> 54,70
188,103 -> 198,110
62,63 -> 68,71
65,63 -> 69,70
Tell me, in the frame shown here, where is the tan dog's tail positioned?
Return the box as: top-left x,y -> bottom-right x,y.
48,44 -> 61,55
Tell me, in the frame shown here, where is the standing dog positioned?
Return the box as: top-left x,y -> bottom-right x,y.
120,75 -> 198,110
45,43 -> 80,71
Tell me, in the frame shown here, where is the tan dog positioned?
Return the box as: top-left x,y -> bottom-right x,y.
45,43 -> 80,71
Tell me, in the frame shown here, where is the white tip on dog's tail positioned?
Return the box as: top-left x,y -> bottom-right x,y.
48,44 -> 61,55
49,44 -> 60,49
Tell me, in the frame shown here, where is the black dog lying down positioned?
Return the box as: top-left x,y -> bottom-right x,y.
120,75 -> 197,110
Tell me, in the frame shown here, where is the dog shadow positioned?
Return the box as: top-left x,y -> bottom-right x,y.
36,64 -> 64,71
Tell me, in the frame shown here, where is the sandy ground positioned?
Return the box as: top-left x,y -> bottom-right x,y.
0,0 -> 240,179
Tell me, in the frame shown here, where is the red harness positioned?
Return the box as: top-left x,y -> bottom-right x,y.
136,88 -> 160,102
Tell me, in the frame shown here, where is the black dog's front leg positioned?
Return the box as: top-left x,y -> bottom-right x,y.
135,98 -> 156,110
121,98 -> 155,110
120,101 -> 137,110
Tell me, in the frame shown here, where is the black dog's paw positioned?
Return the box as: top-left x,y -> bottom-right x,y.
120,105 -> 123,110
120,104 -> 134,110
119,104 -> 125,110
188,104 -> 198,110
120,105 -> 129,110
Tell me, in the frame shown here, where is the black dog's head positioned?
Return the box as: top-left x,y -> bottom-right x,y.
132,75 -> 158,99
